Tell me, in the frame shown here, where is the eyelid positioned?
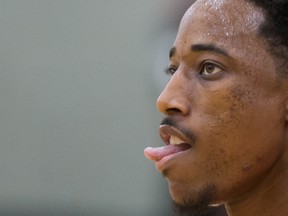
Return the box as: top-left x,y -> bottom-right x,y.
199,60 -> 225,78
199,60 -> 224,70
164,65 -> 178,76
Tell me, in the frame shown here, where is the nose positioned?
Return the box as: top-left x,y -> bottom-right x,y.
156,73 -> 190,116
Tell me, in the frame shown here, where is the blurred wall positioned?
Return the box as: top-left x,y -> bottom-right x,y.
0,0 -> 193,215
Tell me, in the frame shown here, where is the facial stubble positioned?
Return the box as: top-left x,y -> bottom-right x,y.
172,183 -> 217,216
160,119 -> 218,215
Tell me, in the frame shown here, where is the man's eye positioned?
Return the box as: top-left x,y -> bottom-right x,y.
200,62 -> 222,78
164,66 -> 177,76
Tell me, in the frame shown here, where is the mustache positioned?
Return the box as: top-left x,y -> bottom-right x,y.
160,117 -> 197,144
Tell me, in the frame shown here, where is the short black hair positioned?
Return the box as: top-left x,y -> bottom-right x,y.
248,0 -> 288,75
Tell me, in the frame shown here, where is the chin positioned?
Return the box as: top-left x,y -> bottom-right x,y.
169,183 -> 220,213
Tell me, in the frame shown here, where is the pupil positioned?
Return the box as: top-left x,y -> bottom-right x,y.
206,64 -> 214,73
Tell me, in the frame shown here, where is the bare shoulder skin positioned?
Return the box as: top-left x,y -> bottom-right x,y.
145,0 -> 288,215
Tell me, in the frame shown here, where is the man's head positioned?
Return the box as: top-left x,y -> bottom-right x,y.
145,0 -> 288,214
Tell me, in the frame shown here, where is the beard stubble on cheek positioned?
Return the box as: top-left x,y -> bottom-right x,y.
172,183 -> 218,216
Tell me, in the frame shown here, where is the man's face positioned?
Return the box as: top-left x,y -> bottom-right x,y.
146,0 -> 288,209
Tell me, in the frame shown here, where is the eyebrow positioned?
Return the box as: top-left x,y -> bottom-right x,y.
169,44 -> 231,59
191,44 -> 231,57
169,47 -> 176,59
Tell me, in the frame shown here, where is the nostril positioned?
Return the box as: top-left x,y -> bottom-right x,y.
166,107 -> 182,115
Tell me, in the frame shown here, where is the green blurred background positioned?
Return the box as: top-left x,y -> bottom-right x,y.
0,1 -> 193,215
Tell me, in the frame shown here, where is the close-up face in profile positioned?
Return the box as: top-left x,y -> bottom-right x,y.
145,0 -> 288,212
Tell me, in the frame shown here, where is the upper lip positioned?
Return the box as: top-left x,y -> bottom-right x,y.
159,124 -> 191,146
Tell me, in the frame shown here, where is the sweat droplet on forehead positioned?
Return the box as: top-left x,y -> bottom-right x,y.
203,0 -> 224,10
188,0 -> 264,33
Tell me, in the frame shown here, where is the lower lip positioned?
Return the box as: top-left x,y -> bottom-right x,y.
155,148 -> 191,172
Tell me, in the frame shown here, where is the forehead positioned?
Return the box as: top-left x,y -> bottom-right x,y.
174,0 -> 265,56
185,0 -> 263,30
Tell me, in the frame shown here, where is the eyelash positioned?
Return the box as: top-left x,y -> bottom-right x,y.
164,66 -> 177,75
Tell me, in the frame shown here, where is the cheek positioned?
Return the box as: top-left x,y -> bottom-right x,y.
196,85 -> 284,189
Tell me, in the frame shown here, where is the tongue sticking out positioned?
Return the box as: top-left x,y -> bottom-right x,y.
144,144 -> 191,162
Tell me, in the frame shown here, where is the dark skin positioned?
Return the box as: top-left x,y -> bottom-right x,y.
145,0 -> 288,215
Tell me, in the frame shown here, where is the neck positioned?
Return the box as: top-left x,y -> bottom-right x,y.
225,153 -> 288,216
